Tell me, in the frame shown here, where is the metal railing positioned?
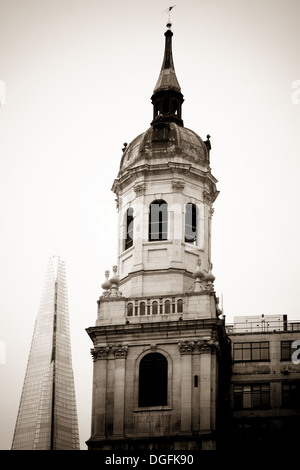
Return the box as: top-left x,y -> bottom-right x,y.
225,320 -> 300,334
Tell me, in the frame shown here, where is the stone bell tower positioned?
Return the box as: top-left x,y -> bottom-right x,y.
86,23 -> 231,451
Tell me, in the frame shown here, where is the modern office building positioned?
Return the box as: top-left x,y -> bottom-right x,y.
226,314 -> 300,448
12,256 -> 80,450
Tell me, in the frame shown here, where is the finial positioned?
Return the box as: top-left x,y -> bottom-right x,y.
193,258 -> 204,281
204,134 -> 211,148
109,265 -> 120,297
101,270 -> 111,295
205,263 -> 215,284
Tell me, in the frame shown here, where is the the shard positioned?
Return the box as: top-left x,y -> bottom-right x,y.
12,256 -> 80,450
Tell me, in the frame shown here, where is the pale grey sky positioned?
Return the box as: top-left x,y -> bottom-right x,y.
0,0 -> 300,450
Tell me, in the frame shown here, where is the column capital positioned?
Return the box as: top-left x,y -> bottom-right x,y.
91,346 -> 110,361
178,340 -> 195,355
112,344 -> 129,358
198,340 -> 219,354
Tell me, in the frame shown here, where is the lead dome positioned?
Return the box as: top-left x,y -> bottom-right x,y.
118,124 -> 211,177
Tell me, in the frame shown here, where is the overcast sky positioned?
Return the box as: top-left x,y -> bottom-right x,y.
0,0 -> 300,450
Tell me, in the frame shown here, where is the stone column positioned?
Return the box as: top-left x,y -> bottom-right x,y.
112,345 -> 128,437
178,341 -> 194,434
91,346 -> 110,438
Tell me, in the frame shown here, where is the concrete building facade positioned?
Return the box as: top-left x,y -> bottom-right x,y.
226,314 -> 300,448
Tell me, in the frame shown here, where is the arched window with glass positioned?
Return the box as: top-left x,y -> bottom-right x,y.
185,203 -> 197,245
140,302 -> 146,316
127,303 -> 133,316
152,301 -> 158,315
124,207 -> 134,251
164,300 -> 171,314
177,299 -> 183,314
149,200 -> 168,241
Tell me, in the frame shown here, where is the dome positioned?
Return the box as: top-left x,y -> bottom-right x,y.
118,122 -> 210,176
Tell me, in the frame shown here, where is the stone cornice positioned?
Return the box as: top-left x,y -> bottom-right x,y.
86,318 -> 225,344
113,163 -> 218,195
118,267 -> 195,287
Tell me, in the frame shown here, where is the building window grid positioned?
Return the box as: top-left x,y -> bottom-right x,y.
282,382 -> 300,409
281,340 -> 294,361
233,342 -> 270,362
233,383 -> 270,410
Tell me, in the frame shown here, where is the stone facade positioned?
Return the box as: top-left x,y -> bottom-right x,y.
86,316 -> 230,450
86,26 -> 231,451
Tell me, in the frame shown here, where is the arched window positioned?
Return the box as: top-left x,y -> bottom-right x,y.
138,353 -> 168,407
149,200 -> 168,241
164,300 -> 171,314
127,303 -> 133,316
140,302 -> 146,316
162,97 -> 169,114
152,301 -> 158,315
185,203 -> 197,244
172,99 -> 179,115
124,207 -> 134,251
177,299 -> 183,313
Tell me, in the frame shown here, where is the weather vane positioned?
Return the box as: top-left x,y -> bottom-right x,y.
162,5 -> 176,29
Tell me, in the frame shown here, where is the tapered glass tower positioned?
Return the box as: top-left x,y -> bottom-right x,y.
12,256 -> 80,450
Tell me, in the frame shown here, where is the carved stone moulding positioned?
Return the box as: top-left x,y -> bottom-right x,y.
91,344 -> 129,361
172,180 -> 185,191
112,344 -> 129,358
91,346 -> 110,361
198,340 -> 219,354
134,183 -> 146,195
178,340 -> 195,354
178,339 -> 219,355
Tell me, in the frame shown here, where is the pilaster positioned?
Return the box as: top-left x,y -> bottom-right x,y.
178,341 -> 194,433
112,345 -> 128,437
90,347 -> 109,438
198,340 -> 219,432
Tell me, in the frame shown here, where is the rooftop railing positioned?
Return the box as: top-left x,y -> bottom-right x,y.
225,320 -> 300,334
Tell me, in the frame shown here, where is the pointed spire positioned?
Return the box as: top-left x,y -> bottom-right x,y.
153,28 -> 181,94
151,26 -> 184,127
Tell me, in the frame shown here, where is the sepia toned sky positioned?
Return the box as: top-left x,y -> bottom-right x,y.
0,0 -> 300,450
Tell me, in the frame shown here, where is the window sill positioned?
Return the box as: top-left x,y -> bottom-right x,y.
233,359 -> 271,363
134,406 -> 172,412
121,245 -> 134,255
144,240 -> 172,246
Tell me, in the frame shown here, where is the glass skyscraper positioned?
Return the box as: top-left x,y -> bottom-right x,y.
12,256 -> 80,450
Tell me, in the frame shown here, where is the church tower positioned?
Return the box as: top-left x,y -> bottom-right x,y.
86,23 -> 231,451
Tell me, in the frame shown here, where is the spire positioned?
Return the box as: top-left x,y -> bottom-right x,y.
153,28 -> 181,94
151,24 -> 184,127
